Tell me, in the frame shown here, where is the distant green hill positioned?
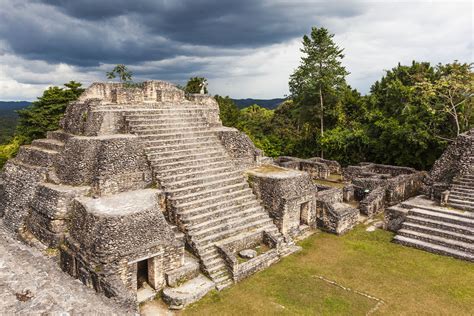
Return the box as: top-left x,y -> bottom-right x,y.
0,101 -> 30,144
231,98 -> 285,109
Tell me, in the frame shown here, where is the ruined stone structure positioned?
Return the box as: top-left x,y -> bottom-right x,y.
427,128 -> 474,211
314,184 -> 359,235
0,81 -> 303,309
343,163 -> 426,217
246,165 -> 317,239
387,130 -> 474,262
275,156 -> 341,180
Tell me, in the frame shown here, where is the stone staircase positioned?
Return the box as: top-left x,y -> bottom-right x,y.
394,206 -> 474,262
448,172 -> 474,212
125,106 -> 286,289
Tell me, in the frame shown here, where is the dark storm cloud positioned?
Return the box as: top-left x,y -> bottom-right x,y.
1,0 -> 365,66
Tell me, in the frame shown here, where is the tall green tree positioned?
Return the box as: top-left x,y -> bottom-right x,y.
16,81 -> 84,142
415,62 -> 473,138
106,64 -> 133,82
289,27 -> 349,156
185,77 -> 208,94
215,95 -> 240,126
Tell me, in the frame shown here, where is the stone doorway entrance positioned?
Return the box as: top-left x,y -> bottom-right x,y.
300,201 -> 310,225
137,259 -> 149,289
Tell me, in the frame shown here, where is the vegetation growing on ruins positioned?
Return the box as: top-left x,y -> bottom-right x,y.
185,77 -> 208,94
183,225 -> 474,315
106,64 -> 133,82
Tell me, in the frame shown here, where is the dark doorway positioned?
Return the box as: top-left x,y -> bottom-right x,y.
137,260 -> 149,289
300,201 -> 310,225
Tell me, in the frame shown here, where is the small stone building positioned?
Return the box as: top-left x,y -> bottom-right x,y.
60,189 -> 184,305
246,165 -> 317,238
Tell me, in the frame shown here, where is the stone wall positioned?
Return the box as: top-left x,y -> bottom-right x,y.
26,183 -> 91,247
214,127 -> 264,171
0,160 -> 48,231
274,156 -> 337,180
56,135 -> 152,196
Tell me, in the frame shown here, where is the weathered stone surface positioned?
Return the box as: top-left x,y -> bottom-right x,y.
1,160 -> 48,232
239,249 -> 257,259
247,164 -> 317,238
56,134 -> 152,195
162,275 -> 215,310
165,254 -> 200,287
214,126 -> 264,170
343,162 -> 426,218
315,186 -> 359,235
274,156 -> 340,180
0,221 -> 129,314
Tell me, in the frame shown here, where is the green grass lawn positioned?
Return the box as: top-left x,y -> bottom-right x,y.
182,225 -> 474,315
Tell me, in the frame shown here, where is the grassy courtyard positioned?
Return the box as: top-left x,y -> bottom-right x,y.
182,224 -> 474,315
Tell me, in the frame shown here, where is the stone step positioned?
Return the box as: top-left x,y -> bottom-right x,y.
193,220 -> 275,248
189,211 -> 270,239
448,198 -> 474,208
449,193 -> 474,202
175,187 -> 253,210
402,222 -> 474,244
408,208 -> 474,227
453,180 -> 474,186
155,155 -> 229,172
31,138 -> 64,152
136,130 -> 216,140
145,140 -> 221,153
46,130 -> 72,143
168,176 -> 242,196
451,185 -> 473,193
393,235 -> 474,262
163,171 -> 242,190
161,165 -> 235,183
146,146 -> 224,159
397,229 -> 474,253
197,226 -> 280,259
127,120 -> 209,128
447,202 -> 474,212
182,200 -> 261,226
142,135 -> 218,146
187,205 -> 265,233
126,114 -> 209,121
171,182 -> 249,205
155,160 -> 231,177
130,126 -> 209,134
405,215 -> 474,236
15,145 -> 58,168
179,194 -> 258,221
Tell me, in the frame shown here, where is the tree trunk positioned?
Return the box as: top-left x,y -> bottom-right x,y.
319,85 -> 324,158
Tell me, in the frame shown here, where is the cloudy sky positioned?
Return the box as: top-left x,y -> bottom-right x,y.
0,0 -> 472,101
